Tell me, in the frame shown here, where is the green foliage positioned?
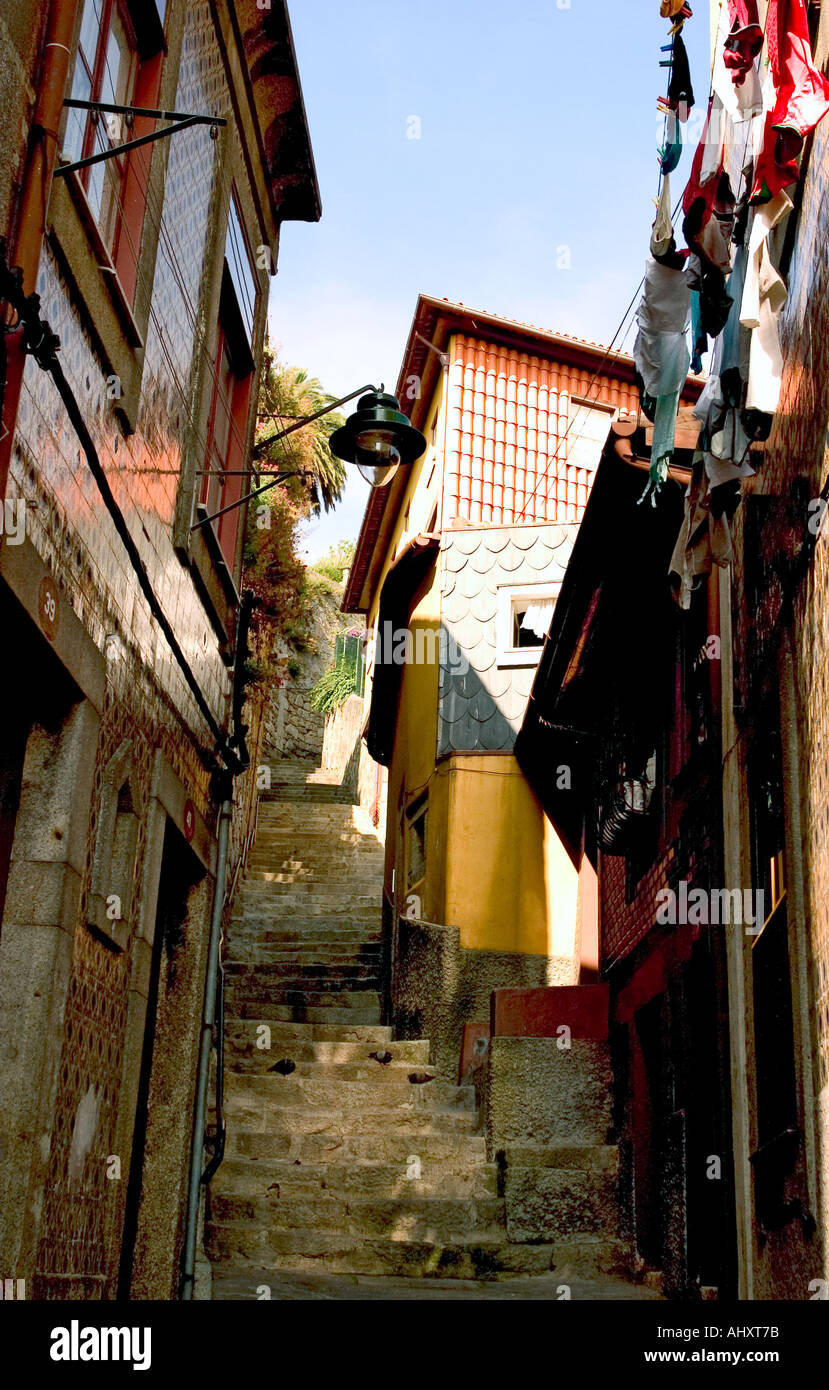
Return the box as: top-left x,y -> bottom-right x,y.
256,348 -> 347,514
308,664 -> 357,715
313,539 -> 356,584
309,628 -> 365,714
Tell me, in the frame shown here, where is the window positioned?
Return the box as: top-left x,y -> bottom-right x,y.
198,318 -> 252,573
195,199 -> 259,573
496,582 -> 560,667
63,0 -> 138,252
225,195 -> 259,344
62,0 -> 166,304
749,689 -> 799,1230
406,797 -> 428,892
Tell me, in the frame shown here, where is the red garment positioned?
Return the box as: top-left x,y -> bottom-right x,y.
724,0 -> 763,85
752,0 -> 829,200
683,97 -> 723,225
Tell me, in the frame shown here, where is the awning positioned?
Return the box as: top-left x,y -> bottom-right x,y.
515,422 -> 690,865
364,534 -> 440,766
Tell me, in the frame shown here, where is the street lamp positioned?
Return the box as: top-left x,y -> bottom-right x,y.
192,383 -> 426,533
329,390 -> 427,488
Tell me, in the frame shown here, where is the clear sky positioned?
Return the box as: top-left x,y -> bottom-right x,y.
268,0 -> 712,560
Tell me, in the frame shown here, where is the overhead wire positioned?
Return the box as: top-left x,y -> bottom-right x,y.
514,5 -> 726,525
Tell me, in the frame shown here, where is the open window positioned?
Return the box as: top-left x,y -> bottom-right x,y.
496,581 -> 561,667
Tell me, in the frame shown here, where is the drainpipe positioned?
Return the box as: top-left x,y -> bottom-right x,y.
0,0 -> 76,497
180,784 -> 233,1300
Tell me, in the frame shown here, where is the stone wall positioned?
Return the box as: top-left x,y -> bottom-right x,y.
262,580 -> 344,764
392,914 -> 558,1076
320,694 -> 387,826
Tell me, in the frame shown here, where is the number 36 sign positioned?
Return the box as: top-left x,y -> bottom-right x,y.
38,575 -> 59,641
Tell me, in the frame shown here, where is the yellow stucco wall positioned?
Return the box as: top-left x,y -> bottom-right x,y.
360,360 -> 585,969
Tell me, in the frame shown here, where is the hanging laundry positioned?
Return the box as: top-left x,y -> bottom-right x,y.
660,0 -> 691,17
634,257 -> 692,504
660,110 -> 684,173
669,453 -> 740,608
651,175 -> 674,257
723,0 -> 764,85
740,189 -> 792,412
668,33 -> 695,118
682,97 -> 729,259
752,0 -> 829,202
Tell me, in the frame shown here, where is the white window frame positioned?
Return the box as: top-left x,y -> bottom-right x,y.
496,581 -> 561,668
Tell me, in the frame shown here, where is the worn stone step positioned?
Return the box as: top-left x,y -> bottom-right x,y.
225,963 -> 380,984
208,1192 -> 507,1240
225,947 -> 383,965
210,1158 -> 497,1200
229,922 -> 382,939
226,1058 -> 442,1085
227,1019 -> 393,1045
226,988 -> 382,1012
224,1073 -> 476,1113
236,1002 -> 382,1026
204,1226 -> 554,1279
229,1121 -> 486,1163
228,1045 -> 433,1073
232,903 -> 382,921
224,1032 -> 430,1067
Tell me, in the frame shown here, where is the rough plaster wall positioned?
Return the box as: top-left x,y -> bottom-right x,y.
320,694 -> 386,825
393,916 -> 557,1076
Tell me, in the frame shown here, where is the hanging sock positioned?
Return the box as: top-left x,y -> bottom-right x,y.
752,0 -> 829,202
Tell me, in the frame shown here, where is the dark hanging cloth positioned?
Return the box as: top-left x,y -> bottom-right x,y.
668,33 -> 695,118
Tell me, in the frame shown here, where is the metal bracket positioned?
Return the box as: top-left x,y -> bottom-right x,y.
56,100 -> 226,178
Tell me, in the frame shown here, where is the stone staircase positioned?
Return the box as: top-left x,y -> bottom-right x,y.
206,759 -> 655,1298
206,760 -> 562,1292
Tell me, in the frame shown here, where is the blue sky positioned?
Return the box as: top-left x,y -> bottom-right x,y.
268,0 -> 712,560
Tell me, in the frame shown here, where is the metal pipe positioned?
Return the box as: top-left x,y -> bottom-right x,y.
180,793 -> 232,1300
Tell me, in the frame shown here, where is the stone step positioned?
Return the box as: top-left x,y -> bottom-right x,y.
210,1158 -> 498,1200
226,988 -> 382,1012
225,962 -> 380,983
227,1019 -> 393,1045
225,947 -> 383,965
228,922 -> 382,940
231,903 -> 382,921
229,1120 -> 485,1162
260,795 -> 354,806
224,1031 -> 429,1067
204,1226 -> 555,1279
238,885 -> 383,904
208,1192 -> 507,1240
235,1002 -> 383,1026
224,1073 -> 476,1113
227,1058 -> 443,1084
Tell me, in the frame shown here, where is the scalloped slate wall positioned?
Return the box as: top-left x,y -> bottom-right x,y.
438,524 -> 576,756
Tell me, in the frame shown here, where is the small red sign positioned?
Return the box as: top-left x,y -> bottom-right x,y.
38,576 -> 59,641
183,798 -> 195,843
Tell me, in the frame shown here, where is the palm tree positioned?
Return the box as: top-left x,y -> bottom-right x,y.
256,349 -> 346,514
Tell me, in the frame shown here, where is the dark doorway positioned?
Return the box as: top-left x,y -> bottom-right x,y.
117,818 -> 204,1297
